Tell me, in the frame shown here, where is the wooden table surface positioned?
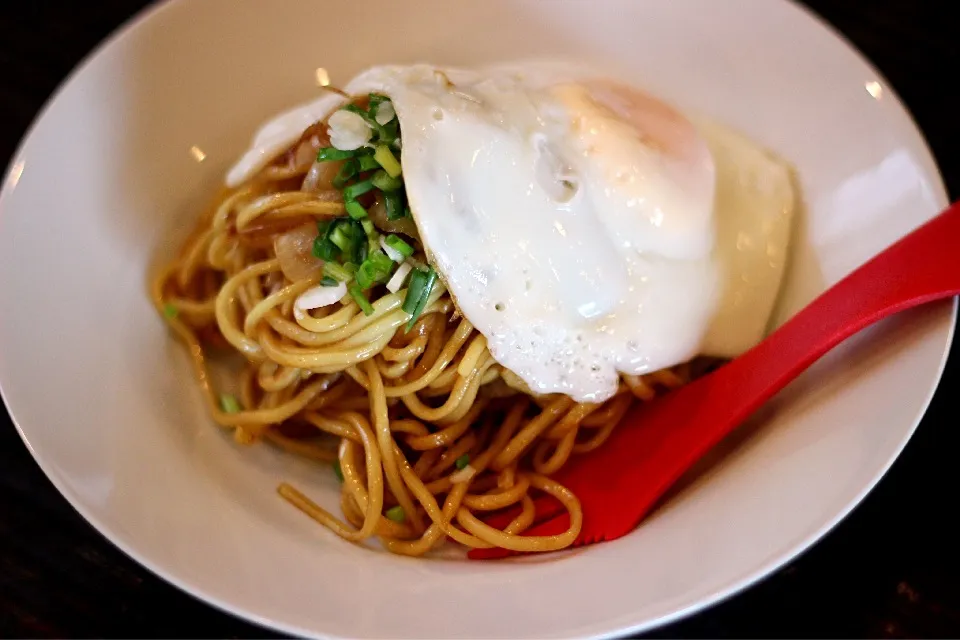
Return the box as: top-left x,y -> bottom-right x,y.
1,1 -> 958,637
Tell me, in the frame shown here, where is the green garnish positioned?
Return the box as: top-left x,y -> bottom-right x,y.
219,394 -> 241,414
348,282 -> 375,316
312,220 -> 339,260
368,250 -> 393,273
313,236 -> 338,260
323,261 -> 354,282
368,93 -> 388,108
385,505 -> 406,523
355,251 -> 393,290
333,460 -> 344,482
361,218 -> 376,238
316,147 -> 357,161
384,190 -> 406,220
343,179 -> 375,201
402,266 -> 438,329
362,218 -> 380,256
374,144 -> 402,178
329,224 -> 353,254
320,275 -> 339,287
345,200 -> 367,220
332,159 -> 358,189
455,454 -> 470,470
162,303 -> 178,319
384,234 -> 414,258
371,169 -> 403,192
357,155 -> 381,171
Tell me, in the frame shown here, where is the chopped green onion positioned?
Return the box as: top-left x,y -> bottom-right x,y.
368,93 -> 388,108
380,118 -> 400,145
371,169 -> 403,192
333,159 -> 359,189
361,218 -> 376,238
355,262 -> 376,290
455,454 -> 470,470
374,144 -> 402,178
403,266 -> 438,330
357,155 -> 381,171
348,221 -> 368,265
348,282 -> 375,316
333,460 -> 344,482
313,236 -> 339,261
162,303 -> 178,319
313,219 -> 340,260
355,250 -> 395,290
385,190 -> 406,221
402,268 -> 428,314
385,505 -> 406,523
368,250 -> 394,274
384,234 -> 414,258
323,261 -> 354,282
329,224 -> 353,253
317,147 -> 356,161
345,200 -> 367,220
219,394 -> 241,414
343,179 -> 375,201
320,275 -> 339,287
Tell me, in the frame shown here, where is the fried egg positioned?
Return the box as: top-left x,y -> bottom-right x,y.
228,62 -> 796,403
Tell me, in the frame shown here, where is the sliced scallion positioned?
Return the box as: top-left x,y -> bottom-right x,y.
320,275 -> 339,287
455,454 -> 470,470
313,236 -> 338,261
374,144 -> 402,178
329,224 -> 353,254
371,169 -> 403,192
162,303 -> 178,319
384,234 -> 414,258
357,155 -> 381,171
219,394 -> 241,414
348,282 -> 375,316
333,460 -> 344,482
361,218 -> 376,238
343,179 -> 375,201
403,266 -> 438,330
317,147 -> 357,161
323,261 -> 354,282
402,268 -> 428,315
385,505 -> 406,523
384,190 -> 406,221
345,200 -> 367,220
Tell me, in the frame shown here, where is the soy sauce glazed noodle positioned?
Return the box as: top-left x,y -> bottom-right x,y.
152,91 -> 695,556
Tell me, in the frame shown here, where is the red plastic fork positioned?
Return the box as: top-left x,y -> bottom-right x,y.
469,200 -> 960,560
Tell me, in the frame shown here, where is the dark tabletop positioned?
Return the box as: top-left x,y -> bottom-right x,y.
1,1 -> 959,638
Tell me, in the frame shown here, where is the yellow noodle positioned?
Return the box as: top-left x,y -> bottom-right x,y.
153,143 -> 697,558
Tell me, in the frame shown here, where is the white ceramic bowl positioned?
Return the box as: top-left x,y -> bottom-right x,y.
0,0 -> 951,637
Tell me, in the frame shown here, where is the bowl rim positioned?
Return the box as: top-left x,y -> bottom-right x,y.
0,0 -> 954,637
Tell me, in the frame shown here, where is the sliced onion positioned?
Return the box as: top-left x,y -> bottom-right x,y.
274,222 -> 323,282
386,261 -> 413,293
295,281 -> 347,310
302,160 -> 343,192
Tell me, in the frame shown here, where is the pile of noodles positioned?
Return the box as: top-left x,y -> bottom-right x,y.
151,108 -> 691,557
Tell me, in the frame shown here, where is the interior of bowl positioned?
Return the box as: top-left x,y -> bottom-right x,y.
0,0 -> 950,638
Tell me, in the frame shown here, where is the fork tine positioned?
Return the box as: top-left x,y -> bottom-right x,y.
467,512 -> 573,560
472,494 -> 565,532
